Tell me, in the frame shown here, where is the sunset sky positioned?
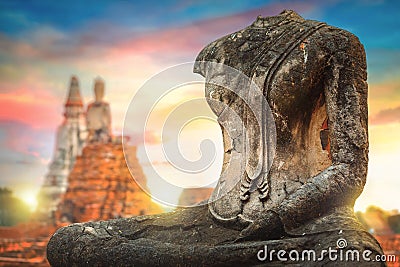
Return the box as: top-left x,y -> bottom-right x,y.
0,0 -> 399,211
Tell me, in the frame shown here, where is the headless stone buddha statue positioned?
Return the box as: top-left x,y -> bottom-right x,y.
86,78 -> 112,143
47,11 -> 384,266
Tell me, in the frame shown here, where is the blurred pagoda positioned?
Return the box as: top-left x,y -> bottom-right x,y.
36,76 -> 87,220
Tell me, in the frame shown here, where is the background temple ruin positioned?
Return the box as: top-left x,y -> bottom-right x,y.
0,77 -> 164,266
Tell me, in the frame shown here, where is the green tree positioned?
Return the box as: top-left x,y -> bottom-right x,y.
0,187 -> 31,226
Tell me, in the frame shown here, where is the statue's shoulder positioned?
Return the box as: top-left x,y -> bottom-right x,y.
316,24 -> 366,61
193,31 -> 234,76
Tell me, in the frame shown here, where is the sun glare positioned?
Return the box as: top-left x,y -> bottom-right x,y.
17,191 -> 38,212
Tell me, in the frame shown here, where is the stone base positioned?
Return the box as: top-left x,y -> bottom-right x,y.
47,206 -> 385,266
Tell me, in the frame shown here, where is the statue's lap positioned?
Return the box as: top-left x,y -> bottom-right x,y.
47,205 -> 383,266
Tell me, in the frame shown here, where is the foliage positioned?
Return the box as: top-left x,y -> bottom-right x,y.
0,187 -> 31,226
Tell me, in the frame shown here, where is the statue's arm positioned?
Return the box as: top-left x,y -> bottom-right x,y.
239,31 -> 368,239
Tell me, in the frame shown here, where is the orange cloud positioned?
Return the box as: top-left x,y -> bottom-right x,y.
370,106 -> 400,125
368,78 -> 400,119
0,89 -> 61,130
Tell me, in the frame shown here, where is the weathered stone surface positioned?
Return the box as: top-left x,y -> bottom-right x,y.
47,206 -> 384,266
195,10 -> 368,231
47,10 -> 385,266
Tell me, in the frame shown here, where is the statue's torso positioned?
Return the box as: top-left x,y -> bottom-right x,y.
196,12 -> 343,225
86,101 -> 111,131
